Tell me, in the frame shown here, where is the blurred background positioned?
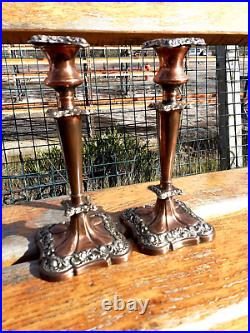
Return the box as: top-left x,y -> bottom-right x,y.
2,44 -> 248,204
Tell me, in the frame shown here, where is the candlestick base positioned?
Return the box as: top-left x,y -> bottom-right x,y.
121,186 -> 215,255
36,199 -> 131,281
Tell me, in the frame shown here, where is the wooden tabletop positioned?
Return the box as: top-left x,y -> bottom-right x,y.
2,168 -> 248,330
2,2 -> 248,45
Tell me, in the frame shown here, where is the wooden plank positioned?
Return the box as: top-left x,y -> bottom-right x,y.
2,95 -> 217,114
2,2 -> 248,45
210,316 -> 248,331
1,56 -> 219,66
2,168 -> 248,268
2,207 -> 248,330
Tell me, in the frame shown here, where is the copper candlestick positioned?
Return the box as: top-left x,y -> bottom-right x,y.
121,38 -> 215,254
29,35 -> 131,281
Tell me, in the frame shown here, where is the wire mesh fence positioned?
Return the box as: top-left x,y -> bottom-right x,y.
2,44 -> 248,204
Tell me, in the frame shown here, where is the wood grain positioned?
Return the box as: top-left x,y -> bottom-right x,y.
2,207 -> 248,330
2,2 -> 248,45
2,168 -> 248,268
211,316 -> 248,331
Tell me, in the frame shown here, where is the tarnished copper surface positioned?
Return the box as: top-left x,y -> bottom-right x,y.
121,38 -> 215,254
29,35 -> 131,281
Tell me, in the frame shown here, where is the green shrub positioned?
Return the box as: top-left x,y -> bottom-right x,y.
23,146 -> 64,175
3,129 -> 159,203
3,128 -> 221,204
83,128 -> 159,190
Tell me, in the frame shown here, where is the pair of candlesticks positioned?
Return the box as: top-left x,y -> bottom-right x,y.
29,35 -> 215,281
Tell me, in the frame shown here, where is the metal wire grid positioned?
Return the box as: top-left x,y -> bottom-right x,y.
2,44 -> 248,204
216,45 -> 248,170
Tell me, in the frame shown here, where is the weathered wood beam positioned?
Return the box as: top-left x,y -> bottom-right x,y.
3,208 -> 248,330
2,2 -> 248,45
2,168 -> 248,267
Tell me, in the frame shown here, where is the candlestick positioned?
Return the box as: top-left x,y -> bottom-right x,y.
29,35 -> 131,281
121,38 -> 215,254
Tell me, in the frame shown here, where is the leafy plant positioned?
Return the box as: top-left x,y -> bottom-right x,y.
2,127 -> 223,205
2,129 -> 159,203
83,128 -> 159,190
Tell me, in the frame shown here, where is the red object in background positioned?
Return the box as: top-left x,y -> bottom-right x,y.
144,63 -> 151,80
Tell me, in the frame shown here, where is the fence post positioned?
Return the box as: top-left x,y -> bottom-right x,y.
216,45 -> 243,169
83,62 -> 93,138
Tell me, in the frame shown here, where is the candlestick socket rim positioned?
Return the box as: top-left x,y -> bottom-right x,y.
142,37 -> 206,49
28,35 -> 89,48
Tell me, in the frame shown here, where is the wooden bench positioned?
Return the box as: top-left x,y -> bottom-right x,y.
2,168 -> 248,330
